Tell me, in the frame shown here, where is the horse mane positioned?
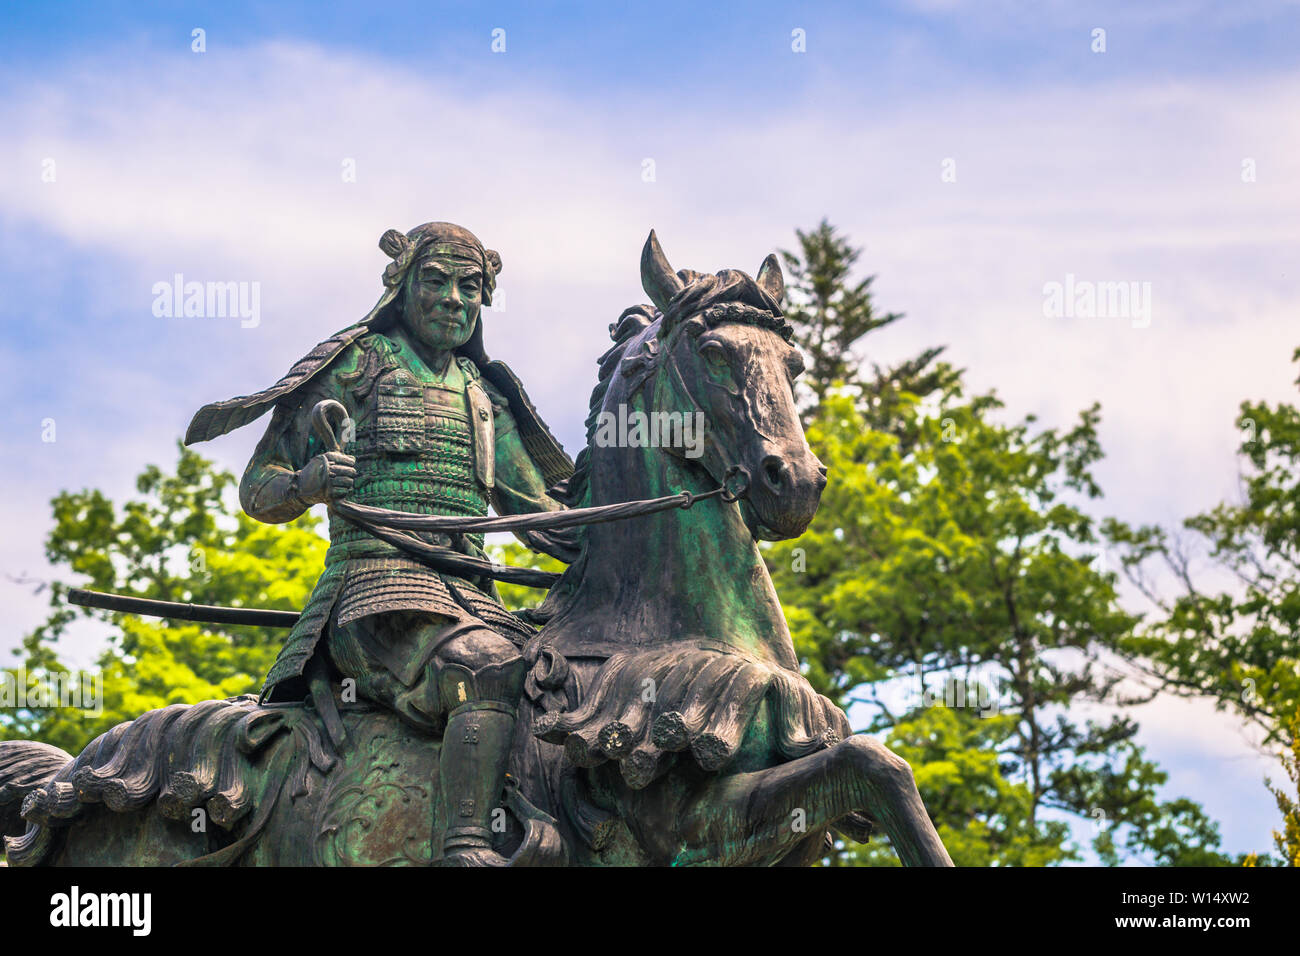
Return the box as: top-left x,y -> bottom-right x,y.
553,304 -> 657,509
553,267 -> 792,512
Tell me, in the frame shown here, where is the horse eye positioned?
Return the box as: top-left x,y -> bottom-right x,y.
700,343 -> 728,368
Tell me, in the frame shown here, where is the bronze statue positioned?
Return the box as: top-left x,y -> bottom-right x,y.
186,221 -> 576,866
0,225 -> 953,867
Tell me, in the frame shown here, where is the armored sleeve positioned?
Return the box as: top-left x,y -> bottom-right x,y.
239,365 -> 351,523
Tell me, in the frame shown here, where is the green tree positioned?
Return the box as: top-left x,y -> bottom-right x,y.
770,220 -> 1233,866
1107,360 -> 1300,750
831,704 -> 1072,867
1260,714 -> 1300,866
1107,349 -> 1300,864
489,542 -> 565,614
3,443 -> 326,755
770,390 -> 1230,865
780,217 -> 959,438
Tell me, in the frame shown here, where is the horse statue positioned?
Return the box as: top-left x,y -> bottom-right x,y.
0,232 -> 952,867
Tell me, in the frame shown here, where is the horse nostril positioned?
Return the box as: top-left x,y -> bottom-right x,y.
761,456 -> 786,491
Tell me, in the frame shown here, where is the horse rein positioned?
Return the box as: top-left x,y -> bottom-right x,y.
309,399 -> 749,585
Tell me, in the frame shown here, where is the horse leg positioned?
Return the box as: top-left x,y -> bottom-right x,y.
677,735 -> 953,867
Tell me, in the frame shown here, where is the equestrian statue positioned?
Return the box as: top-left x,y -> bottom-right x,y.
0,222 -> 953,867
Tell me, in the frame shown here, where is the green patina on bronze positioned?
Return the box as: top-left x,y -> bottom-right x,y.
0,225 -> 953,867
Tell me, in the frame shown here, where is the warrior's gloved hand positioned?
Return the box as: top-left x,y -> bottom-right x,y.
296,451 -> 357,505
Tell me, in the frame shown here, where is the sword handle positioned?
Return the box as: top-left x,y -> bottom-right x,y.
311,400 -> 352,454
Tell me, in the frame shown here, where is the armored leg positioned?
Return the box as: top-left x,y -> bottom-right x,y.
433,629 -> 526,867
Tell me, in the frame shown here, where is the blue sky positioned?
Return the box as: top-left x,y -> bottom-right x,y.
2,0 -> 1298,862
5,1 -> 1299,99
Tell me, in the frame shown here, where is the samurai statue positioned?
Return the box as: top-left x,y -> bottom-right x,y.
184,222 -> 576,866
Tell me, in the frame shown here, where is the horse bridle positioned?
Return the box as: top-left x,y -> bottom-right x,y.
656,326 -> 752,503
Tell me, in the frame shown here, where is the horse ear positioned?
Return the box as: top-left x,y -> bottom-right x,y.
641,230 -> 685,314
756,253 -> 785,304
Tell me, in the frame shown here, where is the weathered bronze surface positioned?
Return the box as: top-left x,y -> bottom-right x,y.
0,223 -> 953,866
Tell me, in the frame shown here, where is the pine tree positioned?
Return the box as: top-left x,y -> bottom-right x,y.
779,218 -> 959,441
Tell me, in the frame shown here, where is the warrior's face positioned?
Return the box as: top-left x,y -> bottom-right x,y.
401,254 -> 482,353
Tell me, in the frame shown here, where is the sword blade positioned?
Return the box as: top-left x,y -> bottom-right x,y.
67,588 -> 300,628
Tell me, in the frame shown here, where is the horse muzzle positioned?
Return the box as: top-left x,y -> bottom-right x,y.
741,450 -> 826,540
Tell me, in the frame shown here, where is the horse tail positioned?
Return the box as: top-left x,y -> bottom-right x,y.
0,740 -> 72,838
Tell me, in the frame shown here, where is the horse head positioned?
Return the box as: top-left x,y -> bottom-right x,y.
638,230 -> 825,540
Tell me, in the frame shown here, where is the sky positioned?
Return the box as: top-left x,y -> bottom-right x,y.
1,0 -> 1298,861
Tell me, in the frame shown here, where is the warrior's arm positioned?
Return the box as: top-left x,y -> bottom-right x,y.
240,376 -> 350,523
489,404 -> 580,562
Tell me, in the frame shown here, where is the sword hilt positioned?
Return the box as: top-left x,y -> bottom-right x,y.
311,399 -> 352,454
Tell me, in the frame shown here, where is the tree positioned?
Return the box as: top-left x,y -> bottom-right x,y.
780,217 -> 959,437
1259,714 -> 1300,866
1107,359 -> 1300,751
3,443 -> 326,755
768,220 -> 1235,866
768,390 -> 1232,864
1107,349 -> 1300,864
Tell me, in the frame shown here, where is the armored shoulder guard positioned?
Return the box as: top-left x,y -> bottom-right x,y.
184,323 -> 370,446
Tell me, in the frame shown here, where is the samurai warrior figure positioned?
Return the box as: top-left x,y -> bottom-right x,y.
185,222 -> 575,866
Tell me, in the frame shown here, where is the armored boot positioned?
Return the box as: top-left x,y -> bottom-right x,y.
436,650 -> 527,868
436,697 -> 517,866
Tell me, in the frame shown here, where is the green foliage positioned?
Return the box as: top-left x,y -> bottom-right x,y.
488,541 -> 566,614
1261,713 -> 1300,866
1107,358 -> 1300,751
769,389 -> 1230,863
831,705 -> 1073,867
773,220 -> 1234,866
1105,351 -> 1300,864
3,442 -> 326,755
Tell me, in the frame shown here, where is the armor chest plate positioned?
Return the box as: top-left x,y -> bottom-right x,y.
333,361 -> 492,551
